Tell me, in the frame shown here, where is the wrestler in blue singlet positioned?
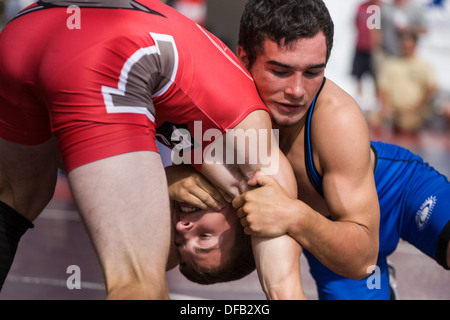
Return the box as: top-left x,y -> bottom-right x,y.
303,79 -> 450,300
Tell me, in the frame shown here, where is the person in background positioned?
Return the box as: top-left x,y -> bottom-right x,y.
2,0 -> 34,23
351,0 -> 381,98
428,0 -> 446,8
0,1 -> 5,30
378,0 -> 427,58
373,30 -> 437,140
165,0 -> 206,26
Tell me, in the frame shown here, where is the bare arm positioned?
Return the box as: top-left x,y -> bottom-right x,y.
166,110 -> 304,299
167,162 -> 305,298
201,110 -> 305,299
297,83 -> 379,279
252,236 -> 306,300
233,86 -> 380,280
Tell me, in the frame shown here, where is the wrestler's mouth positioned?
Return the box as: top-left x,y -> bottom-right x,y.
179,206 -> 199,213
275,102 -> 304,111
177,202 -> 200,213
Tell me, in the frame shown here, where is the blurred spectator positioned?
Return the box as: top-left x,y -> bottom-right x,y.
428,0 -> 446,7
167,0 -> 206,26
351,0 -> 382,97
372,30 -> 437,138
378,0 -> 428,58
443,101 -> 450,134
2,0 -> 34,24
0,1 -> 5,30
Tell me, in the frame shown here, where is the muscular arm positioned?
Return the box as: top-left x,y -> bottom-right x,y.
233,85 -> 380,280
165,110 -> 304,298
200,110 -> 305,299
277,87 -> 379,279
303,87 -> 379,279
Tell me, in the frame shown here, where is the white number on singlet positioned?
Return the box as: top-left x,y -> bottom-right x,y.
101,33 -> 179,123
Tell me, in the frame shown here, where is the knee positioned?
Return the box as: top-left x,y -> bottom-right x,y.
0,137 -> 60,220
0,170 -> 58,221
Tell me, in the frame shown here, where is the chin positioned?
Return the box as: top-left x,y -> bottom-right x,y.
274,117 -> 300,128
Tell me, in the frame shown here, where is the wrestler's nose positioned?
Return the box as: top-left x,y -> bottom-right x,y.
285,75 -> 305,100
175,220 -> 194,233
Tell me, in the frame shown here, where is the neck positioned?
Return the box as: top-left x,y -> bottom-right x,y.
276,116 -> 307,153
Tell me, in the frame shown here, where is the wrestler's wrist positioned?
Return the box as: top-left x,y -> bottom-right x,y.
285,200 -> 305,234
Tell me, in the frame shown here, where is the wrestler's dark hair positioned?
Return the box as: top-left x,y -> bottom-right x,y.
239,0 -> 334,68
178,222 -> 255,284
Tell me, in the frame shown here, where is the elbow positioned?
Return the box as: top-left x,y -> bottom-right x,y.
349,224 -> 380,280
350,264 -> 377,281
343,264 -> 376,281
335,240 -> 379,280
347,250 -> 379,281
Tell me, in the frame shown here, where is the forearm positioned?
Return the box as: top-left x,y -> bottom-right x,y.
207,110 -> 304,298
288,203 -> 378,280
250,199 -> 306,299
252,235 -> 306,300
246,144 -> 304,298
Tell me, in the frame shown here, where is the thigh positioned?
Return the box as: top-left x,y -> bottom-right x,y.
67,151 -> 171,298
401,170 -> 450,266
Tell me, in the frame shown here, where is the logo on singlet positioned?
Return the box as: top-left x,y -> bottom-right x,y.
156,121 -> 280,175
415,196 -> 437,230
156,122 -> 201,152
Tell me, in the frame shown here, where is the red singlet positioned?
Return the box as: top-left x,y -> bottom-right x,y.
0,0 -> 267,172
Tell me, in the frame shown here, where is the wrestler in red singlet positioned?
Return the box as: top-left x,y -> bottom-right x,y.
0,0 -> 268,172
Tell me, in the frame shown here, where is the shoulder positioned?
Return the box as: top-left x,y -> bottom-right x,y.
312,79 -> 371,168
315,79 -> 363,123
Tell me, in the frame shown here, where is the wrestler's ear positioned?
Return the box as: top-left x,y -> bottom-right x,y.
237,46 -> 249,69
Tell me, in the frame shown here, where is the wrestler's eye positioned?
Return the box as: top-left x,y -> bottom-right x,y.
199,234 -> 211,239
305,71 -> 321,78
271,69 -> 288,77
